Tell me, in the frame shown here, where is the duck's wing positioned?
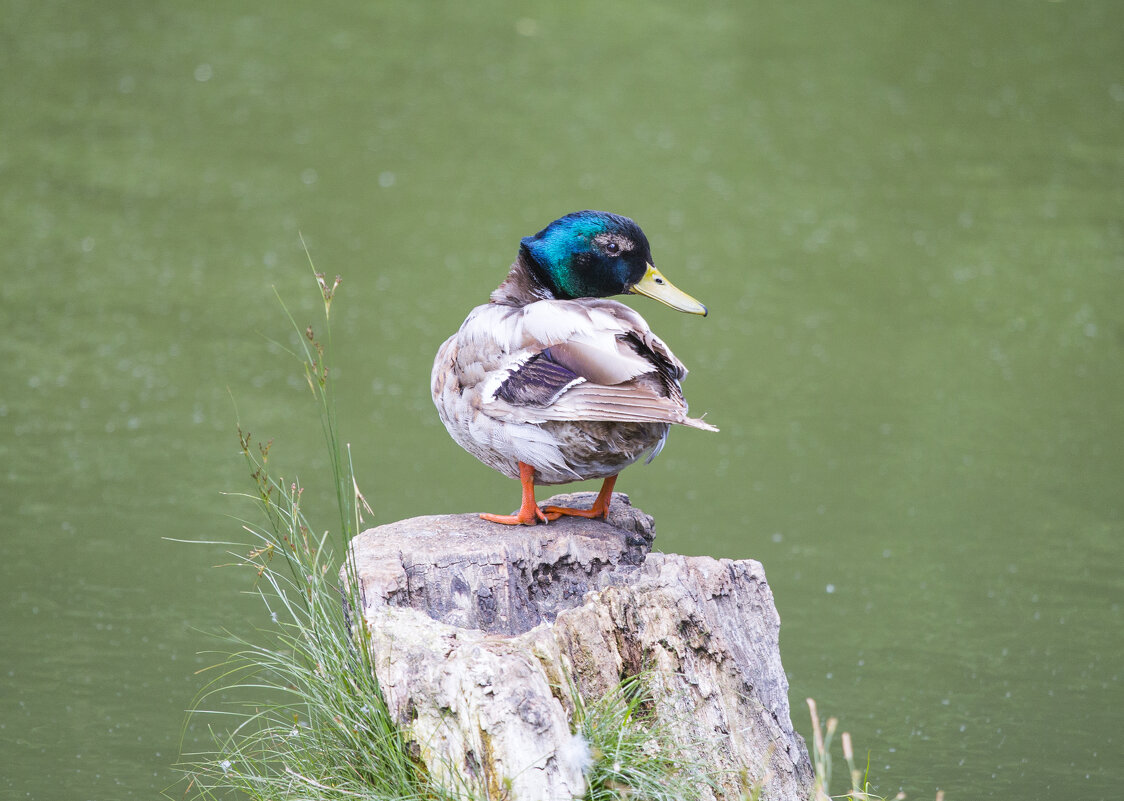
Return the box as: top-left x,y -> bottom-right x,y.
480,299 -> 718,431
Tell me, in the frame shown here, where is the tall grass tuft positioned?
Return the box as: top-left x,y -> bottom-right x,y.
574,673 -> 718,801
173,264 -> 460,800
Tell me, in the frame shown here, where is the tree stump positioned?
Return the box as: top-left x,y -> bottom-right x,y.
347,492 -> 813,800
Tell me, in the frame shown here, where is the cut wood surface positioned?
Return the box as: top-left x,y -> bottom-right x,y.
347,492 -> 813,800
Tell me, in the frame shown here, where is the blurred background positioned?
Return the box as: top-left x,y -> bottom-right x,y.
1,1 -> 1121,798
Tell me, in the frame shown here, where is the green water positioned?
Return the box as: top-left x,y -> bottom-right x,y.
2,1 -> 1121,798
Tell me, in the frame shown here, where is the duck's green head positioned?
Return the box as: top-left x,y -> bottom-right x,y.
520,210 -> 707,315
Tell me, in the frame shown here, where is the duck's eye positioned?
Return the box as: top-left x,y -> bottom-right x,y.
604,242 -> 620,255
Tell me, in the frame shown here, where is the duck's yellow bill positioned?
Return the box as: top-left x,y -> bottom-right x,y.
629,264 -> 708,316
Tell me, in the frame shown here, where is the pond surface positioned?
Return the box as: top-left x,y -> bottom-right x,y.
2,2 -> 1121,799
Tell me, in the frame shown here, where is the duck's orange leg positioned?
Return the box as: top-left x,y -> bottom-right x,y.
480,462 -> 548,526
542,475 -> 617,521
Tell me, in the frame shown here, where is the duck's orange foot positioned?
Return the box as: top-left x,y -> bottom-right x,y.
541,504 -> 608,521
541,475 -> 617,522
480,461 -> 550,525
480,505 -> 548,526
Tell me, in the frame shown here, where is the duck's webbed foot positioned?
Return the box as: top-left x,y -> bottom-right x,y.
541,475 -> 617,521
480,461 -> 549,526
480,506 -> 548,526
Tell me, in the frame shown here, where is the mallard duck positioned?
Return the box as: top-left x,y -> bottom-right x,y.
432,210 -> 717,525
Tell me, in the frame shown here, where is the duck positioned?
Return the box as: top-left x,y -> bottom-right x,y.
432,210 -> 717,525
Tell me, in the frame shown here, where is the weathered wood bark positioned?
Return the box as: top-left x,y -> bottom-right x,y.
347,492 -> 813,800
